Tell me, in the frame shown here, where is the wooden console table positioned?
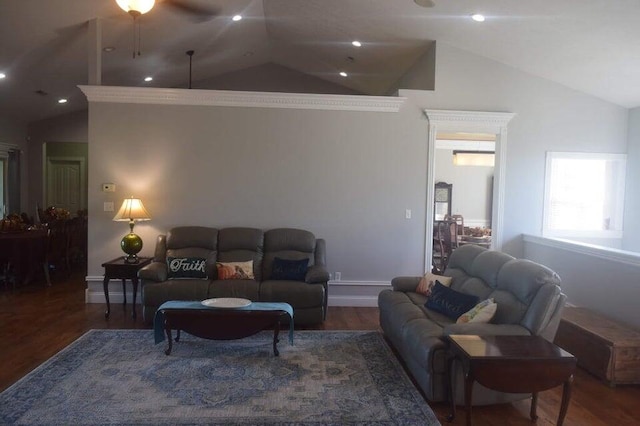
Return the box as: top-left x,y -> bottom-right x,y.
446,334 -> 576,426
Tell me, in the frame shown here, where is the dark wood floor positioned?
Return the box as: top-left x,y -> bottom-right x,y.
2,270 -> 640,425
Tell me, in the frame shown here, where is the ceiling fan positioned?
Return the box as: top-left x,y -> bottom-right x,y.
116,0 -> 221,22
413,0 -> 435,7
116,0 -> 220,57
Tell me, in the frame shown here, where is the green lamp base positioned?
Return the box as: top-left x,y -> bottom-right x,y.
121,232 -> 143,264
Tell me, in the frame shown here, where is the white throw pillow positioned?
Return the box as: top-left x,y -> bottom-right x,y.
456,298 -> 497,324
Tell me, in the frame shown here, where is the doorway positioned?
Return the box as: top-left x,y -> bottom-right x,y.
424,110 -> 515,273
46,157 -> 86,215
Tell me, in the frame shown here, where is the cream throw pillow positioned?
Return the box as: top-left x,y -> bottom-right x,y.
216,260 -> 254,280
416,273 -> 452,297
456,298 -> 497,324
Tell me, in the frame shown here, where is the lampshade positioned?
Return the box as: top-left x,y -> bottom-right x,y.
113,197 -> 151,222
453,150 -> 495,167
113,197 -> 151,264
116,0 -> 155,15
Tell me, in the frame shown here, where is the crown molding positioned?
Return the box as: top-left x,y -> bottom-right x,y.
423,109 -> 516,133
78,86 -> 406,113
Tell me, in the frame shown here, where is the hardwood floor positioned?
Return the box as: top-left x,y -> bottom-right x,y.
1,270 -> 639,425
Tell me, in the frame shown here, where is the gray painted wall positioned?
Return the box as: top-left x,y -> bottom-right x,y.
399,42 -> 629,258
88,102 -> 427,279
524,238 -> 640,329
623,107 -> 640,252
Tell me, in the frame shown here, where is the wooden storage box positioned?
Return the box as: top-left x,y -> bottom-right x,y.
554,307 -> 640,386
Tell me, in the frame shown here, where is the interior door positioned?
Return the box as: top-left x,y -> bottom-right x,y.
46,159 -> 83,214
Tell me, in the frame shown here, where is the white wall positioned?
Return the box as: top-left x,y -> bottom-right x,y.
400,42 -> 629,258
434,148 -> 492,227
623,107 -> 640,252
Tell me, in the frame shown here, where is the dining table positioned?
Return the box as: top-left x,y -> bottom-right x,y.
0,228 -> 51,288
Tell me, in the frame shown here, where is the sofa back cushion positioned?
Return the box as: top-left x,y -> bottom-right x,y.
217,227 -> 264,281
445,245 -> 562,334
263,228 -> 316,281
166,226 -> 218,279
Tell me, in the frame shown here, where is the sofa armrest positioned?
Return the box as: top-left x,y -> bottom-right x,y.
391,276 -> 421,293
442,323 -> 532,336
138,261 -> 168,282
305,264 -> 329,283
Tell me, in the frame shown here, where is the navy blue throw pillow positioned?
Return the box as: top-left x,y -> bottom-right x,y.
271,257 -> 309,281
425,281 -> 479,320
167,257 -> 208,279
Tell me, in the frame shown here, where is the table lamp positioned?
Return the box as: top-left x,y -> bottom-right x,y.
113,197 -> 151,263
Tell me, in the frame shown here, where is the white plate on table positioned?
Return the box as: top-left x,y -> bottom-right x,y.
201,298 -> 252,309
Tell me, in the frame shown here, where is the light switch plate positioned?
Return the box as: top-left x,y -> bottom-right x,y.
104,202 -> 114,212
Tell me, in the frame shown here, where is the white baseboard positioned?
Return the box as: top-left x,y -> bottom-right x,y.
85,276 -> 391,308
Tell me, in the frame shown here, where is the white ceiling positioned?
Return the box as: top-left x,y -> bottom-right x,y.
1,0 -> 639,125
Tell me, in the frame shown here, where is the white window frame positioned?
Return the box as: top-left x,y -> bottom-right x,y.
543,152 -> 626,239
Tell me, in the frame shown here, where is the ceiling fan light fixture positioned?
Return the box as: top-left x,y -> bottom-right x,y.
116,0 -> 155,15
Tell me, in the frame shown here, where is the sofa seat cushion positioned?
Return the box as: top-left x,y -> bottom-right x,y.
260,280 -> 324,308
402,319 -> 449,375
142,279 -> 210,307
207,280 -> 260,301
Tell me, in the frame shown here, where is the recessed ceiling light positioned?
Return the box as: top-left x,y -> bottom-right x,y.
352,40 -> 362,47
339,71 -> 348,77
232,15 -> 242,21
58,98 -> 68,104
103,46 -> 116,52
144,76 -> 153,82
0,73 -> 5,79
471,14 -> 485,22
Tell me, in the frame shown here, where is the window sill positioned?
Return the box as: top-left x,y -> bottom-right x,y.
523,234 -> 640,268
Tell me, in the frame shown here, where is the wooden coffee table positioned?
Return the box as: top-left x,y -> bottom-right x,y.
156,302 -> 292,356
446,334 -> 577,426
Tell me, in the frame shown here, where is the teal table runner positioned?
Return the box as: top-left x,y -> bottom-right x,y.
153,300 -> 294,345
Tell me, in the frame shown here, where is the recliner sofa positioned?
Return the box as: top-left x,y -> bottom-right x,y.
378,244 -> 566,405
139,226 -> 329,325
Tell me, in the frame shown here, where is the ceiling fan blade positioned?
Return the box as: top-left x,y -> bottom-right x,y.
163,0 -> 221,22
414,0 -> 435,7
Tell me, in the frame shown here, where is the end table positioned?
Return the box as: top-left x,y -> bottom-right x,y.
446,334 -> 576,426
102,256 -> 152,319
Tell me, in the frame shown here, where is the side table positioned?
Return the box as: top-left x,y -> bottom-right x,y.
102,256 -> 152,319
446,334 -> 576,426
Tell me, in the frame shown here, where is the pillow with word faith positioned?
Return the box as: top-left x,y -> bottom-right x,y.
167,257 -> 207,279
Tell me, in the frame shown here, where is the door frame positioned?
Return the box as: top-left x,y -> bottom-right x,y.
45,156 -> 87,213
424,109 -> 515,272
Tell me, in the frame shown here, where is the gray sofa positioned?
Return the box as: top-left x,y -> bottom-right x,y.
378,244 -> 566,405
139,226 -> 329,325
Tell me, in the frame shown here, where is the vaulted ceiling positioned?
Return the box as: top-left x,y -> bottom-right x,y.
1,0 -> 639,125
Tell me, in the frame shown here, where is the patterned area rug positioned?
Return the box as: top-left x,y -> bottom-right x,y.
0,330 -> 440,425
